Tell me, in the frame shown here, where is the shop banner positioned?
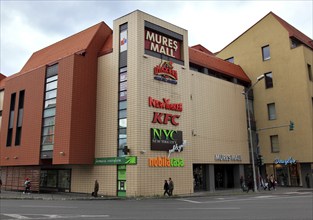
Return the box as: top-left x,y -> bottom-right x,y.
94,156 -> 137,165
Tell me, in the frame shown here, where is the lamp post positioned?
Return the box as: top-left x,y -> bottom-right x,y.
243,74 -> 264,192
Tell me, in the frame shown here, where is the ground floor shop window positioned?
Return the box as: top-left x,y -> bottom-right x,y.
40,169 -> 71,191
193,164 -> 205,191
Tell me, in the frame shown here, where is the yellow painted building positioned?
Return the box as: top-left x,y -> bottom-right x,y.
217,12 -> 313,188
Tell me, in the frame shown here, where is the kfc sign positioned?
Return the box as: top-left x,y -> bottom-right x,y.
145,29 -> 181,59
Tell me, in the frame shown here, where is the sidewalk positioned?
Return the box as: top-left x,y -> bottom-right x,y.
0,187 -> 312,200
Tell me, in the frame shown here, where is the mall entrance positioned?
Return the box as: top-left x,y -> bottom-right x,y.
214,164 -> 235,189
193,164 -> 238,191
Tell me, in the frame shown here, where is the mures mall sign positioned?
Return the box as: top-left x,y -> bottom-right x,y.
145,29 -> 181,59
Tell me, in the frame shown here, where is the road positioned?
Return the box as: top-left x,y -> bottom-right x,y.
1,192 -> 312,220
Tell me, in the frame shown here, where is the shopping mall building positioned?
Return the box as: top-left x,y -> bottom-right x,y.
1,10 -> 311,196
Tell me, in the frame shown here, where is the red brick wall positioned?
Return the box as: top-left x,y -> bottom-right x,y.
0,67 -> 45,166
0,23 -> 112,166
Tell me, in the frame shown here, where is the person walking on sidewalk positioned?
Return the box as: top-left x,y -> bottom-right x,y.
93,180 -> 99,197
163,180 -> 169,196
305,173 -> 310,188
23,178 -> 31,194
168,178 -> 174,196
269,174 -> 276,191
0,178 -> 2,193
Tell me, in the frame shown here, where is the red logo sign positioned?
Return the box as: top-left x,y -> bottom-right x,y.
148,97 -> 182,112
153,61 -> 178,84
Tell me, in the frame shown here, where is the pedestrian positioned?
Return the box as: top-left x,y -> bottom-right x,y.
305,173 -> 310,188
93,180 -> 99,197
163,180 -> 169,196
0,178 -> 2,193
240,176 -> 244,191
23,178 -> 31,194
168,178 -> 174,196
269,174 -> 276,190
246,177 -> 254,193
266,174 -> 271,191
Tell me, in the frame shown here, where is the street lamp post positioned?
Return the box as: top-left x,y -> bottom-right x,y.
243,74 -> 264,192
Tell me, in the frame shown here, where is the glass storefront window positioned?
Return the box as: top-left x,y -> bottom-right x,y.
40,169 -> 71,190
58,170 -> 71,189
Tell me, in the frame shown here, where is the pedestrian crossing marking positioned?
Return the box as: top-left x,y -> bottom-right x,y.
1,214 -> 109,219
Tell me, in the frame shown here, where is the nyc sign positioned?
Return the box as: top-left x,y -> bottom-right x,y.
150,128 -> 183,151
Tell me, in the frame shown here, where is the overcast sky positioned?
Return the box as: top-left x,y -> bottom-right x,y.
1,0 -> 312,76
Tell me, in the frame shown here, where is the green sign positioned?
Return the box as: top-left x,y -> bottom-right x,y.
94,156 -> 137,165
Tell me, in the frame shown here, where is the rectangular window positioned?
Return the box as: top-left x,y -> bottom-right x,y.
42,126 -> 55,136
46,80 -> 58,91
44,98 -> 56,109
6,93 -> 16,146
45,90 -> 57,100
119,118 -> 127,129
43,117 -> 55,126
41,64 -> 58,156
120,72 -> 127,82
119,101 -> 127,110
46,75 -> 58,83
267,103 -> 276,120
262,45 -> 270,61
119,128 -> 127,139
42,134 -> 54,145
308,64 -> 312,81
119,110 -> 127,119
265,72 -> 273,88
46,64 -> 58,78
43,108 -> 56,118
270,135 -> 279,152
119,91 -> 127,101
15,90 -> 25,145
120,81 -> 127,91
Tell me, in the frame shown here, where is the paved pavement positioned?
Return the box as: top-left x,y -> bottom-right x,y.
0,187 -> 312,200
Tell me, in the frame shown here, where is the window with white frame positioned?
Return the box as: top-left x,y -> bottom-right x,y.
267,103 -> 276,120
262,45 -> 270,61
270,135 -> 279,153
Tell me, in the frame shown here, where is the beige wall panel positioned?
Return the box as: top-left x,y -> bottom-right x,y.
191,73 -> 249,163
71,165 -> 116,196
96,54 -> 118,158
